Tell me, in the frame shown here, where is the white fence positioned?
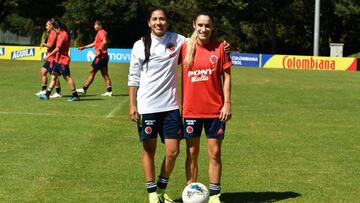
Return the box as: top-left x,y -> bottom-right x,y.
0,29 -> 32,45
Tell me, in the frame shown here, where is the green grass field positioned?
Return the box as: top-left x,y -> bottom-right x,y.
0,60 -> 359,203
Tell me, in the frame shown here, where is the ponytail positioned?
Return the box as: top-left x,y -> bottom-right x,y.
185,31 -> 198,68
143,32 -> 151,64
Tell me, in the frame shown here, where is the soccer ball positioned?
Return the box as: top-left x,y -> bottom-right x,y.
182,182 -> 210,203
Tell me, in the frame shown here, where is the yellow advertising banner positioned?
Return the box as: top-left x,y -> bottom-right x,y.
0,46 -> 47,61
262,54 -> 357,71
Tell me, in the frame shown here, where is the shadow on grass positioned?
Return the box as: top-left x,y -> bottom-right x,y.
78,93 -> 129,97
63,93 -> 129,97
61,95 -> 103,100
62,94 -> 97,97
221,191 -> 301,203
77,98 -> 104,101
114,93 -> 129,97
174,191 -> 301,203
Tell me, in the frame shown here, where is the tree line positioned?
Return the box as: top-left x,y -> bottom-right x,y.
1,0 -> 360,56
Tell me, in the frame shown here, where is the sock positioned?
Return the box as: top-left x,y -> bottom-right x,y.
209,183 -> 221,196
45,88 -> 52,97
41,84 -> 47,91
55,86 -> 61,94
83,84 -> 89,91
107,86 -> 112,92
146,181 -> 157,193
72,89 -> 79,97
157,176 -> 169,190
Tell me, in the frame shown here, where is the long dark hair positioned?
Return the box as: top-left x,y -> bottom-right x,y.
142,7 -> 168,64
95,20 -> 106,29
52,21 -> 70,42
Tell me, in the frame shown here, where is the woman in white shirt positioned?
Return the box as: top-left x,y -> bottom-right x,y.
128,7 -> 185,203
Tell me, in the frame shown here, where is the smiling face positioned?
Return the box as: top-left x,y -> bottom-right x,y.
193,15 -> 213,45
148,9 -> 168,37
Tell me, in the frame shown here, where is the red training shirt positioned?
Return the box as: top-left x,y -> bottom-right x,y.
55,31 -> 70,65
46,30 -> 57,62
94,29 -> 108,57
181,39 -> 232,118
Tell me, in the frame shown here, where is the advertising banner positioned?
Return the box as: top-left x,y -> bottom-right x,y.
0,46 -> 47,61
70,48 -> 131,63
262,54 -> 357,71
0,45 -> 358,71
230,52 -> 260,68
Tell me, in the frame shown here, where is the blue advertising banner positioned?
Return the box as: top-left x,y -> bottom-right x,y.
0,47 -> 4,56
261,54 -> 274,67
230,52 -> 260,68
70,48 -> 131,63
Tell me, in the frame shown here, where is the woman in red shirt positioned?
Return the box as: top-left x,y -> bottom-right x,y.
77,20 -> 113,96
180,11 -> 232,203
39,21 -> 80,101
36,18 -> 62,98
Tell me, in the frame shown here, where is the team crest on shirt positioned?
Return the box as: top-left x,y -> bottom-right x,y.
209,55 -> 218,64
166,43 -> 175,52
186,126 -> 194,134
145,127 -> 152,135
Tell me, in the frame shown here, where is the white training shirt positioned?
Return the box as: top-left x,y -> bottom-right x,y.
128,32 -> 186,114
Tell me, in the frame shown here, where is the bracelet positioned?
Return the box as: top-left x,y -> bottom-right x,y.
225,101 -> 231,104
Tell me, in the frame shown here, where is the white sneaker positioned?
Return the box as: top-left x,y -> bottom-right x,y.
49,92 -> 62,98
76,88 -> 86,94
35,90 -> 46,96
148,192 -> 160,203
101,91 -> 112,96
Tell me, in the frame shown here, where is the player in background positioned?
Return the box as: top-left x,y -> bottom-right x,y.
77,20 -> 112,96
35,18 -> 62,98
180,11 -> 232,203
128,8 -> 185,203
38,21 -> 80,101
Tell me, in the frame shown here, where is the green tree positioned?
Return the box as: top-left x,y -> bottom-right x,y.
62,0 -> 139,47
0,0 -> 65,44
330,0 -> 360,55
1,0 -> 360,56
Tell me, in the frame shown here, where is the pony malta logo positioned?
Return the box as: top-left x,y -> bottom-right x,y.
188,68 -> 215,83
